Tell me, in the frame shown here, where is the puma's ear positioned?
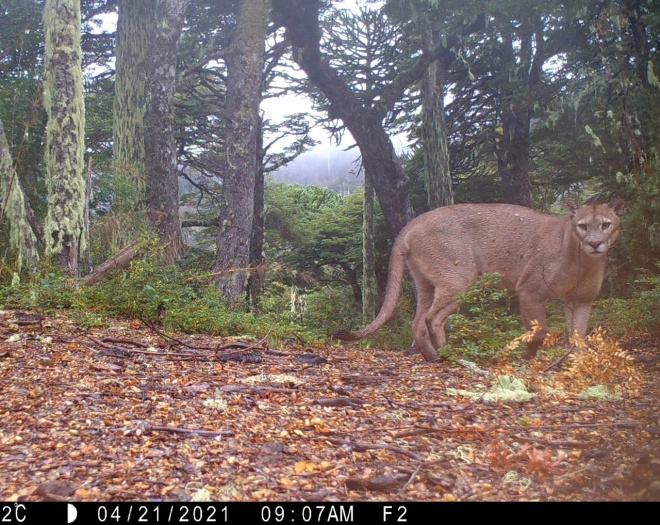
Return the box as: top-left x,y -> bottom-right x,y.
610,198 -> 625,216
566,198 -> 580,217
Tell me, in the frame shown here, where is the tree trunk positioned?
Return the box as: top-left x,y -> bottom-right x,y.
272,1 -> 484,238
143,0 -> 188,265
362,170 -> 376,319
43,0 -> 86,276
494,16 -> 544,208
0,118 -> 40,273
342,263 -> 362,308
113,0 -> 154,179
248,120 -> 266,311
214,0 -> 270,301
421,28 -> 453,209
497,106 -> 532,207
354,118 -> 415,238
272,0 -> 414,238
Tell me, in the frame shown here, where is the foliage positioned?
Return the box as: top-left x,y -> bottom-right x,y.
72,259 -> 194,320
89,163 -> 151,264
0,256 -> 323,343
257,279 -> 377,342
613,157 -> 660,280
438,273 -> 523,362
596,266 -> 660,337
559,328 -> 643,396
264,182 -> 364,294
0,271 -> 76,310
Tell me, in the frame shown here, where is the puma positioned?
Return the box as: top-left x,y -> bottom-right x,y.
334,200 -> 625,361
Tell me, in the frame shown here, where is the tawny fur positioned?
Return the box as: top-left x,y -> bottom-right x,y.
334,200 -> 624,361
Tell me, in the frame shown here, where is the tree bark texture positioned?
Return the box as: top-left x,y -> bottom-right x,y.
421,28 -> 453,209
143,0 -> 188,265
80,240 -> 138,286
0,119 -> 40,273
43,0 -> 86,276
113,0 -> 154,179
497,105 -> 532,207
248,121 -> 266,311
214,0 -> 270,301
362,170 -> 376,320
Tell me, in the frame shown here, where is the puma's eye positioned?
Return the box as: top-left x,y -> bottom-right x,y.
602,222 -> 611,230
578,224 -> 588,231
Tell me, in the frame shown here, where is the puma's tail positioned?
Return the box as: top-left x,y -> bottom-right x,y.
333,235 -> 407,341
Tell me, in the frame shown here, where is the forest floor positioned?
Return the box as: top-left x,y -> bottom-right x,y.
0,309 -> 658,503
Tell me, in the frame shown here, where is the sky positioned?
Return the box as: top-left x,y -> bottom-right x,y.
260,0 -> 410,155
261,0 -> 362,151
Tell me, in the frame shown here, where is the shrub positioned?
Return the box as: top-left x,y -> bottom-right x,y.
596,265 -> 660,337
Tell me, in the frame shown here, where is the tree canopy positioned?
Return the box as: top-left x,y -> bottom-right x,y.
0,0 -> 658,306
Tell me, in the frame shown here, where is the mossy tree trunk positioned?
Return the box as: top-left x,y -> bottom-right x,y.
113,0 -> 154,188
43,0 -> 86,276
0,118 -> 40,273
214,0 -> 270,302
421,28 -> 453,209
143,0 -> 188,265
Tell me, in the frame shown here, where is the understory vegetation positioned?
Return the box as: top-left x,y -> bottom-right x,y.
2,253 -> 658,362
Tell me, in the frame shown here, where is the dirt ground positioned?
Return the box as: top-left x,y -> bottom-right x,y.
1,310 -> 658,502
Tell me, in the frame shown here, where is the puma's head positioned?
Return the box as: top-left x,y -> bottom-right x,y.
567,199 -> 625,258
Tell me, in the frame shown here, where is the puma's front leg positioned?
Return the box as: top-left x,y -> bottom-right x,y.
564,302 -> 594,340
519,293 -> 548,359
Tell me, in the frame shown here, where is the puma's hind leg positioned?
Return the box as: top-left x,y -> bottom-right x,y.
425,296 -> 458,352
412,289 -> 458,362
411,283 -> 438,361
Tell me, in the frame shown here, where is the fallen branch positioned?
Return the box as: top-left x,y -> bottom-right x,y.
391,425 -> 485,439
313,397 -> 363,407
101,337 -> 149,348
323,437 -> 423,462
345,473 -> 409,493
543,345 -> 579,372
217,384 -> 298,394
141,319 -> 272,355
506,421 -> 640,431
81,240 -> 139,286
398,461 -> 423,493
144,424 -> 233,438
340,374 -> 391,385
141,319 -> 196,348
513,436 -> 593,449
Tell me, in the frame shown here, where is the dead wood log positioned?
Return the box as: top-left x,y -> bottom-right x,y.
80,240 -> 139,286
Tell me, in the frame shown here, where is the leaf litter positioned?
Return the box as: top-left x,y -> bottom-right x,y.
0,311 -> 658,502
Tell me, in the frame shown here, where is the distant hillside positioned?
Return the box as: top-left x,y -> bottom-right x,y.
271,146 -> 363,194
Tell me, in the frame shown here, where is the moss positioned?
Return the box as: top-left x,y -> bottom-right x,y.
0,120 -> 40,272
42,0 -> 86,270
447,375 -> 535,403
576,385 -> 620,400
